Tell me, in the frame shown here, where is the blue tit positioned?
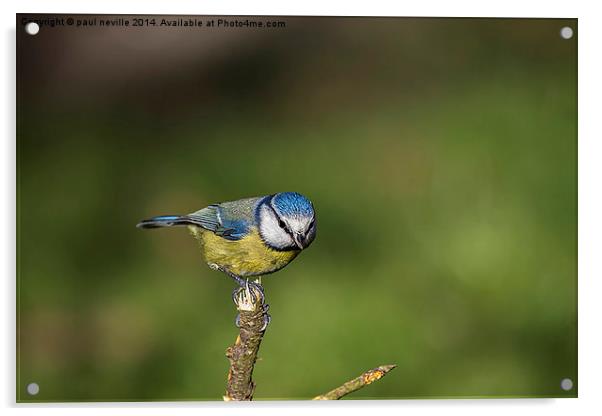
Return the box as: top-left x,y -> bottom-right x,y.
137,192 -> 317,287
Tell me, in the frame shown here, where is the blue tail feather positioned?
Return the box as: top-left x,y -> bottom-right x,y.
136,215 -> 191,229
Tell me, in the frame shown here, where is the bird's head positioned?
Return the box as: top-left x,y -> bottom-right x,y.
258,192 -> 316,251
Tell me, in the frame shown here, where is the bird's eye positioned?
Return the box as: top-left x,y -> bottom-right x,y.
278,219 -> 287,229
308,219 -> 315,229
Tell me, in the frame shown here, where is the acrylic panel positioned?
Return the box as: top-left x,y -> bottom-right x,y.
16,14 -> 577,402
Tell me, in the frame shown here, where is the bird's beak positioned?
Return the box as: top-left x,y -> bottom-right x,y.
293,233 -> 305,250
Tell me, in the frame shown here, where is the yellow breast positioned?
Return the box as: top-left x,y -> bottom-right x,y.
188,226 -> 300,277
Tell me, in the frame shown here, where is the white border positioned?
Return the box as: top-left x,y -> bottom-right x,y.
3,1 -> 601,415
3,0 -> 586,17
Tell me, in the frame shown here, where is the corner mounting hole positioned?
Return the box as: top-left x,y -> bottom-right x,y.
25,22 -> 40,35
560,26 -> 573,39
560,378 -> 573,391
27,382 -> 39,395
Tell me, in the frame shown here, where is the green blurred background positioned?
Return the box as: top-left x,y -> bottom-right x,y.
17,16 -> 577,401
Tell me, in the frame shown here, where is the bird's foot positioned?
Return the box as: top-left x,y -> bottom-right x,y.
248,279 -> 265,305
219,267 -> 265,304
231,279 -> 265,308
234,307 -> 270,331
231,280 -> 270,331
234,305 -> 272,332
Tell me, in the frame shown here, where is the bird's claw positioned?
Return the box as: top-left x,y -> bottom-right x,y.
248,280 -> 265,305
233,308 -> 270,330
231,281 -> 270,330
231,280 -> 264,309
260,303 -> 271,331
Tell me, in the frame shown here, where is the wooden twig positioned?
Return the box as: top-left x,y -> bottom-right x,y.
223,282 -> 269,401
313,364 -> 397,400
221,281 -> 394,401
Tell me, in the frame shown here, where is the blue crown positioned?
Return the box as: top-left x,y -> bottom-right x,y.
271,192 -> 314,218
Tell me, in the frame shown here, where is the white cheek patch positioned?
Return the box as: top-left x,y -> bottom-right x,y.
259,205 -> 294,249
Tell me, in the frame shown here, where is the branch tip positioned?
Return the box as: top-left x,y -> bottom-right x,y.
313,364 -> 397,400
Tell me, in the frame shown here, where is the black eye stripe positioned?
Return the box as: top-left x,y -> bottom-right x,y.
267,202 -> 291,233
276,217 -> 293,235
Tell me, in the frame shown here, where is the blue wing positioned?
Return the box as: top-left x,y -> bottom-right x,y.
188,204 -> 249,241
